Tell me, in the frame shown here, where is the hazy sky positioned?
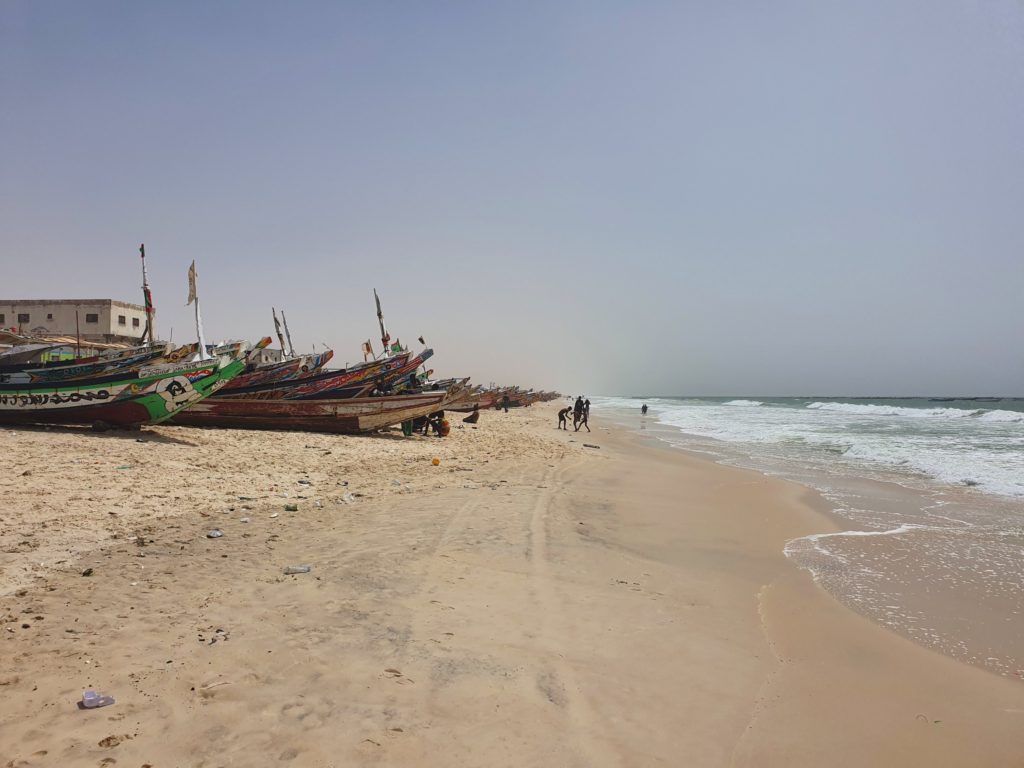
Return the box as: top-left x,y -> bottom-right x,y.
3,1 -> 1022,396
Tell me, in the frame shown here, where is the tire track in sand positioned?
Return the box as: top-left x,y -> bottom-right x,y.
527,460 -> 615,767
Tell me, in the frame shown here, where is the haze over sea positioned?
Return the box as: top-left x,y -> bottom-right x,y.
594,395 -> 1024,678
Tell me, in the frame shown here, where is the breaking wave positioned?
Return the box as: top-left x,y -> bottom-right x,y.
976,409 -> 1024,423
805,402 -> 1022,421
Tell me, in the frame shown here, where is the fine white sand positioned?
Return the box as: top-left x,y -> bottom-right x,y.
1,408 -> 1021,766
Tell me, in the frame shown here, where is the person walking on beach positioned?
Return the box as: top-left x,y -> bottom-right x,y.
574,407 -> 591,433
641,404 -> 648,415
557,406 -> 571,430
573,396 -> 584,428
584,399 -> 590,418
502,394 -> 511,413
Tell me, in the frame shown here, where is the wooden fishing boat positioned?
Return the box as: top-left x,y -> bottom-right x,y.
0,347 -> 254,429
217,350 -> 334,393
170,383 -> 465,434
0,340 -> 153,368
0,345 -> 175,385
446,385 -> 484,412
295,348 -> 434,400
213,352 -> 410,400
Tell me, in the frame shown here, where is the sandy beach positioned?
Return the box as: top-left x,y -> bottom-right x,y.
1,407 -> 1022,767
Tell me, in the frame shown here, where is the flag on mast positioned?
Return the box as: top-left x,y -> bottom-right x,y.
373,288 -> 390,352
281,310 -> 295,359
139,243 -> 156,344
185,261 -> 209,360
186,261 -> 198,305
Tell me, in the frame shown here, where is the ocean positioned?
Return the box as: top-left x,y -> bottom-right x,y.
590,396 -> 1024,679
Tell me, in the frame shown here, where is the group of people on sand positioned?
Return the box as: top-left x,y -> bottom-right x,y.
558,396 -> 591,432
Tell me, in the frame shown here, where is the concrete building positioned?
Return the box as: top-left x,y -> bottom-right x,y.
0,299 -> 150,344
249,347 -> 284,364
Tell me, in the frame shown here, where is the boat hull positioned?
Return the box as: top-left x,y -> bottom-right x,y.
171,388 -> 460,434
0,356 -> 248,429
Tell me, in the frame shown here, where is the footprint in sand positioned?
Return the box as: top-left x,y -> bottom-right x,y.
384,667 -> 415,684
280,699 -> 332,728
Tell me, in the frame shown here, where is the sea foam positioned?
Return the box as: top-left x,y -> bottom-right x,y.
806,402 -> 977,419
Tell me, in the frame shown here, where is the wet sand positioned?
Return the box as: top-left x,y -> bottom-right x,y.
1,408 -> 1022,766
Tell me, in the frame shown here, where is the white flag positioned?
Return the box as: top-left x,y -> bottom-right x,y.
186,261 -> 197,306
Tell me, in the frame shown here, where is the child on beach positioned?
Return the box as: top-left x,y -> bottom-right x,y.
574,408 -> 591,433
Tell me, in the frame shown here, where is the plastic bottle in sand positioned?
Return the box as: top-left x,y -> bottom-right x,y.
82,690 -> 115,708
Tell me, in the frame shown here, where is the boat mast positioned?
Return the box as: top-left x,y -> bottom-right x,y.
281,310 -> 295,360
272,307 -> 289,357
373,288 -> 390,358
140,243 -> 156,345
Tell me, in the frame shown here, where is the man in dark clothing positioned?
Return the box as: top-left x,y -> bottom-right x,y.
425,410 -> 448,436
573,396 -> 584,429
502,395 -> 510,413
557,406 -> 571,430
641,404 -> 648,415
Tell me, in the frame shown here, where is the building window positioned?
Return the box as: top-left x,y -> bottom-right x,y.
133,317 -> 140,328
118,315 -> 126,326
47,313 -> 53,320
0,314 -> 5,323
17,313 -> 29,323
85,313 -> 99,324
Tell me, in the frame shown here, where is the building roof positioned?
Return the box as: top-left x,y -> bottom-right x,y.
0,298 -> 147,312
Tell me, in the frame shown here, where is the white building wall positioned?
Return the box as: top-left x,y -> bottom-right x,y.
0,300 -> 150,342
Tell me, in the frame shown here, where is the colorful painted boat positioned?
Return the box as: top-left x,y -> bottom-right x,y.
0,348 -> 253,429
218,350 -> 334,393
213,352 -> 410,401
170,383 -> 465,434
0,345 -> 174,385
294,348 -> 434,400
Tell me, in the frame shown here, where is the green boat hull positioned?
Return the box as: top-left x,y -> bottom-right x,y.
0,355 -> 247,429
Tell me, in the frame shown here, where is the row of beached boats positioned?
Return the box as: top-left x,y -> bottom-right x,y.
0,334 -> 558,433
0,257 -> 559,433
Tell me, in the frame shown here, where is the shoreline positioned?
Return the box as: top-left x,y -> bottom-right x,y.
1,409 -> 1022,765
607,405 -> 1024,682
589,418 -> 1024,764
